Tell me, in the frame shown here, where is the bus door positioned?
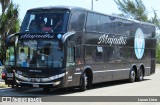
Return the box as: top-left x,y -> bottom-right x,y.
65,41 -> 76,86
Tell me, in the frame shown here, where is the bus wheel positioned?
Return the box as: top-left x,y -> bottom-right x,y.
129,69 -> 136,83
80,72 -> 88,91
137,68 -> 144,81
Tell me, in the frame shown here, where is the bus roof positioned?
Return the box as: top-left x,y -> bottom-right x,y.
27,6 -> 88,12
28,6 -> 155,27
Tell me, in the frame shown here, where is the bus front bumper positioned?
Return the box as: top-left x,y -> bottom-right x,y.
17,81 -> 61,88
14,71 -> 65,88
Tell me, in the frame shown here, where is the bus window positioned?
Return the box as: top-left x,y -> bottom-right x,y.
86,13 -> 112,33
85,46 -> 103,63
66,47 -> 75,67
69,11 -> 86,31
86,13 -> 98,32
75,46 -> 81,64
20,10 -> 69,33
85,46 -> 95,64
111,18 -> 124,35
95,46 -> 103,62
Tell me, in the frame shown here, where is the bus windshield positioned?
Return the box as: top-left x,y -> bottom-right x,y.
20,10 -> 69,33
16,40 -> 64,68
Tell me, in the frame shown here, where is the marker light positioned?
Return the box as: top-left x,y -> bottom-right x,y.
57,34 -> 62,39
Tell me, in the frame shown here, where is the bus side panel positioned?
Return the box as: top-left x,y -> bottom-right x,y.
91,63 -> 130,84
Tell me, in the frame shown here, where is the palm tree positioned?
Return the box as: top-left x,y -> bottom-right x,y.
114,0 -> 148,22
0,0 -> 10,15
0,0 -> 20,63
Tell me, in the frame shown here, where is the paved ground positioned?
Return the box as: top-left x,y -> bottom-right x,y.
0,79 -> 4,82
0,64 -> 160,105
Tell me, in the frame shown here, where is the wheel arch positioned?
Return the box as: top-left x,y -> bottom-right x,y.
80,66 -> 93,85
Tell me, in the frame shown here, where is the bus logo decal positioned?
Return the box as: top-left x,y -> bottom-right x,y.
20,34 -> 55,39
134,28 -> 145,59
98,34 -> 127,46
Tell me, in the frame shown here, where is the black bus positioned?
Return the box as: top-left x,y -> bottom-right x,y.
5,6 -> 156,91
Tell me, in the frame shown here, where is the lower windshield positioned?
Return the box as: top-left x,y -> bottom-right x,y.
16,40 -> 64,68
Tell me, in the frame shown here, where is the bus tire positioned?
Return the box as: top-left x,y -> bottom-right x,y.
137,67 -> 144,81
129,69 -> 136,83
80,72 -> 87,91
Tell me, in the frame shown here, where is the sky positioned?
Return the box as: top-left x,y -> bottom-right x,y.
12,0 -> 160,22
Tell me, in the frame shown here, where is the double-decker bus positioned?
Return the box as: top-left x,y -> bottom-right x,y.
5,6 -> 156,91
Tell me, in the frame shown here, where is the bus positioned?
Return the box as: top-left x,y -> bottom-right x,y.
5,6 -> 156,91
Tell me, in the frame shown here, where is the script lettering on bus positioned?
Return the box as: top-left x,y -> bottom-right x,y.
20,34 -> 55,39
98,34 -> 127,46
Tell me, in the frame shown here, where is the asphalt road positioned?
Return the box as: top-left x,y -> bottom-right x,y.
0,64 -> 160,105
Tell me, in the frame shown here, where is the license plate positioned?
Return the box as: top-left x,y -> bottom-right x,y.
7,78 -> 13,80
33,84 -> 39,88
7,73 -> 13,77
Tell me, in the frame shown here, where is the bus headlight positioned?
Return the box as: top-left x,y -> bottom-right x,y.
16,79 -> 20,84
53,81 -> 61,86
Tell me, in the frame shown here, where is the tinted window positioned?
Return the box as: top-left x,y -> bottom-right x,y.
85,46 -> 103,64
86,13 -> 98,32
111,18 -> 124,34
86,13 -> 112,33
69,11 -> 86,31
85,46 -> 95,64
66,47 -> 75,67
95,46 -> 103,62
123,20 -> 133,36
20,10 -> 69,33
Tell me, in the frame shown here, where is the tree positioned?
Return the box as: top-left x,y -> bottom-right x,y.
114,0 -> 148,22
0,0 -> 10,15
149,9 -> 160,28
0,0 -> 20,63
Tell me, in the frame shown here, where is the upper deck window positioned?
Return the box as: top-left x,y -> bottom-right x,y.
86,12 -> 113,33
20,9 -> 69,33
68,11 -> 86,31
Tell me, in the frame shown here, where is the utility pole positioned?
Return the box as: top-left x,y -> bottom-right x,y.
91,0 -> 93,10
91,0 -> 98,11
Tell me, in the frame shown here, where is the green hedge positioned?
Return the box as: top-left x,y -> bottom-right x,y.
156,44 -> 160,64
